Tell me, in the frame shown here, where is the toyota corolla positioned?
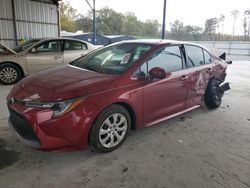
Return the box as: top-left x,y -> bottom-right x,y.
7,40 -> 230,152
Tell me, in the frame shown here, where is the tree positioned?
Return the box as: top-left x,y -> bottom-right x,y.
244,9 -> 250,40
231,9 -> 239,40
205,18 -> 217,40
170,20 -> 185,39
96,7 -> 125,35
243,14 -> 248,40
122,15 -> 143,36
75,14 -> 92,33
184,25 -> 203,40
60,0 -> 79,32
142,20 -> 160,37
218,14 -> 225,35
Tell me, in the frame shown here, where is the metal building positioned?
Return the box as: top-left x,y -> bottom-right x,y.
0,0 -> 60,48
61,32 -> 110,46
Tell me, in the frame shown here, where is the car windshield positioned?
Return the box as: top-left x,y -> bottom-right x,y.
70,43 -> 152,75
13,39 -> 40,53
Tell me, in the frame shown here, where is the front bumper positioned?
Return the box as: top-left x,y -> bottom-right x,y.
7,102 -> 94,151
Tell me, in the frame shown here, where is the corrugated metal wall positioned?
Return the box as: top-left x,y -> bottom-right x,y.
0,0 -> 15,47
0,0 -> 59,48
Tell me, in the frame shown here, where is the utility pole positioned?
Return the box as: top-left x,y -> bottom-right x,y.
161,0 -> 167,39
86,0 -> 96,45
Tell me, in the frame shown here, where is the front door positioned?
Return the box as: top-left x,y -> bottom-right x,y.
141,45 -> 189,125
25,40 -> 63,73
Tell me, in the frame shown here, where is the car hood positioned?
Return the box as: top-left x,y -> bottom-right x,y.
10,65 -> 118,101
0,42 -> 17,55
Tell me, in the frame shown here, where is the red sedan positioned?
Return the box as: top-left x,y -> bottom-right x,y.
7,40 -> 230,152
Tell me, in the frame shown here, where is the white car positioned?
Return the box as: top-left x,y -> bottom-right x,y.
0,38 -> 97,85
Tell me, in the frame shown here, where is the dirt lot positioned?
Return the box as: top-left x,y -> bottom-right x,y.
0,61 -> 250,188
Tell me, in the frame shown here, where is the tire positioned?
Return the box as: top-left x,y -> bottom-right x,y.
204,79 -> 222,109
89,104 -> 131,153
0,63 -> 22,85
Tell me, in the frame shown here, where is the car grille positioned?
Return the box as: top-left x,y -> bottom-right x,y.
8,106 -> 40,145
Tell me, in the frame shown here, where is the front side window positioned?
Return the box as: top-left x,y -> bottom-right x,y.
185,45 -> 204,67
64,40 -> 87,51
35,41 -> 61,53
70,43 -> 152,75
134,45 -> 183,77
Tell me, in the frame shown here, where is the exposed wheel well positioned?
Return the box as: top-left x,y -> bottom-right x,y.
115,102 -> 137,131
0,62 -> 25,77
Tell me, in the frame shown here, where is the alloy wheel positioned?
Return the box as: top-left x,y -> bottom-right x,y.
99,113 -> 128,148
0,67 -> 18,83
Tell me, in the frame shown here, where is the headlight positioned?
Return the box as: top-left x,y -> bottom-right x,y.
25,97 -> 85,118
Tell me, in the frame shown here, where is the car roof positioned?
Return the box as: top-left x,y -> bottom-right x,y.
121,39 -> 202,46
37,37 -> 88,42
119,39 -> 212,53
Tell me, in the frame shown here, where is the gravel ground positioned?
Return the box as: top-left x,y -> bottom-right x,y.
0,61 -> 250,188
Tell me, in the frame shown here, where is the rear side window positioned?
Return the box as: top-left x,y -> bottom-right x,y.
185,45 -> 204,67
203,50 -> 212,64
64,40 -> 87,51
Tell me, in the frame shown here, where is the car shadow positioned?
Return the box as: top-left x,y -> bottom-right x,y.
0,106 -> 209,171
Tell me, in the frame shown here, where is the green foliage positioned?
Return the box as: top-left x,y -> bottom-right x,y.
60,2 -> 250,41
97,7 -> 125,34
60,0 -> 79,32
60,2 -> 160,37
122,15 -> 143,36
168,20 -> 204,41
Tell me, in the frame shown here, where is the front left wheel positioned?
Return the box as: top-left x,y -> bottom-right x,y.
89,104 -> 131,153
0,63 -> 22,85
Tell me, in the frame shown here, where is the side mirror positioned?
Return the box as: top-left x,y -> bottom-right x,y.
31,48 -> 36,53
219,52 -> 226,60
226,60 -> 232,64
149,67 -> 167,79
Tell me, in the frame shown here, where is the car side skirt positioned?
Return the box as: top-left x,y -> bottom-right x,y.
146,105 -> 200,127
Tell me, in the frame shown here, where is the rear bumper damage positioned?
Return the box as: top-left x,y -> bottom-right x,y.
219,82 -> 230,96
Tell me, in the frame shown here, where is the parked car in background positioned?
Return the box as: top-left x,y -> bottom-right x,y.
0,38 -> 97,85
7,40 -> 230,153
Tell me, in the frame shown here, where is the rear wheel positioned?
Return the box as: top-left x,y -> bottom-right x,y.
204,79 -> 222,109
89,104 -> 131,153
0,63 -> 22,85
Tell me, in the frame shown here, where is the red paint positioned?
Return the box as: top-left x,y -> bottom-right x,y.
7,40 -> 228,151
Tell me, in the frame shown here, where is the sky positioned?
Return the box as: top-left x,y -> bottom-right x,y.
69,0 -> 250,35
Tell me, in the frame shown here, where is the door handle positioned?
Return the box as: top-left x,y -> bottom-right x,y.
180,75 -> 189,81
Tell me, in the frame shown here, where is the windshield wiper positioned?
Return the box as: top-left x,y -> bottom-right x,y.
82,64 -> 99,72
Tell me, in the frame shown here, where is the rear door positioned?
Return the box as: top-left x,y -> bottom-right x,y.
140,45 -> 189,125
63,40 -> 89,63
25,40 -> 63,73
184,45 -> 213,108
